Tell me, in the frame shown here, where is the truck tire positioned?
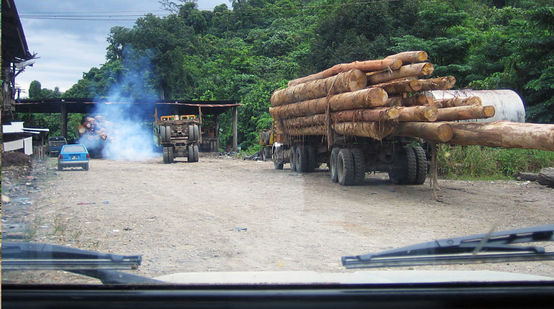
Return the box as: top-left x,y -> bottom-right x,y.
193,144 -> 199,162
296,145 -> 308,173
264,147 -> 271,162
351,148 -> 366,185
388,146 -> 416,184
193,125 -> 200,141
290,146 -> 297,171
188,125 -> 195,141
58,163 -> 63,171
159,126 -> 166,144
169,147 -> 175,163
164,126 -> 171,143
405,145 -> 418,185
305,145 -> 316,172
163,147 -> 170,164
83,163 -> 89,171
337,148 -> 355,186
272,146 -> 284,170
330,147 -> 340,182
187,145 -> 194,162
412,145 -> 427,185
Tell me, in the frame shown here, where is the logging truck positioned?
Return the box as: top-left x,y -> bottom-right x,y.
156,115 -> 200,163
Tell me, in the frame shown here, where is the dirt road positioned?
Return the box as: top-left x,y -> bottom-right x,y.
2,155 -> 554,282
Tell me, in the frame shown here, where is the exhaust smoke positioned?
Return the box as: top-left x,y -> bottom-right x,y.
79,46 -> 159,161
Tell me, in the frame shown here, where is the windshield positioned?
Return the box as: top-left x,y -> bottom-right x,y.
61,145 -> 86,153
2,0 -> 554,286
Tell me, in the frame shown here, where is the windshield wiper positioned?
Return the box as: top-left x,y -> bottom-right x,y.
2,242 -> 161,284
342,224 -> 554,269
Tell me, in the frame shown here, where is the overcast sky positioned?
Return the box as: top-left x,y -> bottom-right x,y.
15,0 -> 228,98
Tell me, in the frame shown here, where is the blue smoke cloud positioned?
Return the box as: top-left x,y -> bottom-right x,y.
79,46 -> 160,161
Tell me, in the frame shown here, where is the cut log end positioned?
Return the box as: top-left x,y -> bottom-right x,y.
421,62 -> 435,76
483,105 -> 495,118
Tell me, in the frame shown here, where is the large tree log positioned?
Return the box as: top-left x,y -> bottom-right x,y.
386,93 -> 434,107
269,87 -> 387,119
418,76 -> 456,91
385,51 -> 428,64
368,63 -> 434,84
287,59 -> 402,87
282,108 -> 400,128
433,96 -> 482,108
448,121 -> 554,151
394,122 -> 453,143
285,121 -> 396,140
272,69 -> 367,106
370,78 -> 423,95
436,105 -> 495,121
398,106 -> 438,122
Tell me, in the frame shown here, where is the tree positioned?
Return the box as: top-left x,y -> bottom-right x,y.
28,80 -> 41,98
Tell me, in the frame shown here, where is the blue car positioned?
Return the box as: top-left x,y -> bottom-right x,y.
58,144 -> 90,171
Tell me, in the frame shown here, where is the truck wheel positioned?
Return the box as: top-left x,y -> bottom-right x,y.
272,146 -> 284,170
193,125 -> 200,141
169,147 -> 175,163
337,148 -> 355,186
330,147 -> 340,182
83,163 -> 89,171
412,145 -> 427,185
187,145 -> 194,162
388,146 -> 416,184
188,125 -> 194,141
159,126 -> 166,143
163,147 -> 170,164
193,144 -> 199,162
264,147 -> 271,162
58,163 -> 63,171
164,126 -> 171,143
296,145 -> 308,173
405,145 -> 418,185
305,145 -> 316,172
290,146 -> 297,171
351,148 -> 366,185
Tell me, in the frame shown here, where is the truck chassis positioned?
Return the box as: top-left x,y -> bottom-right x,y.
272,136 -> 427,186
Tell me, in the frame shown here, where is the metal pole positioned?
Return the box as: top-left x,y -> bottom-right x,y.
60,102 -> 68,138
215,115 -> 220,152
232,106 -> 238,151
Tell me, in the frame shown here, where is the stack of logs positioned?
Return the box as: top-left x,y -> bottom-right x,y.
269,51 -> 554,152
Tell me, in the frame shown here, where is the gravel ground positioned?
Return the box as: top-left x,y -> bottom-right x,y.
2,155 -> 553,283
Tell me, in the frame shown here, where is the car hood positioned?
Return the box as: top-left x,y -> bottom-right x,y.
155,270 -> 554,285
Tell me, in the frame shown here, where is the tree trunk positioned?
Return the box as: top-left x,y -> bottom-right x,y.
287,59 -> 402,87
448,121 -> 554,151
370,78 -> 423,95
385,51 -> 428,64
285,121 -> 396,141
368,63 -> 434,84
269,87 -> 387,119
418,76 -> 456,91
282,108 -> 399,128
436,105 -> 495,121
433,96 -> 482,108
272,69 -> 367,106
394,122 -> 453,143
386,93 -> 434,107
397,106 -> 438,122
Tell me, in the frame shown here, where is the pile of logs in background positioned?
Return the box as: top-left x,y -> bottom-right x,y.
269,51 -> 554,151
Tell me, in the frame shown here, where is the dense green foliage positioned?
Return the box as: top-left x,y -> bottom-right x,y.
18,82 -> 83,141
437,145 -> 554,179
37,0 -> 553,150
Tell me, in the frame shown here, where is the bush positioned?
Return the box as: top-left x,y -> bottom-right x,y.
437,145 -> 554,180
